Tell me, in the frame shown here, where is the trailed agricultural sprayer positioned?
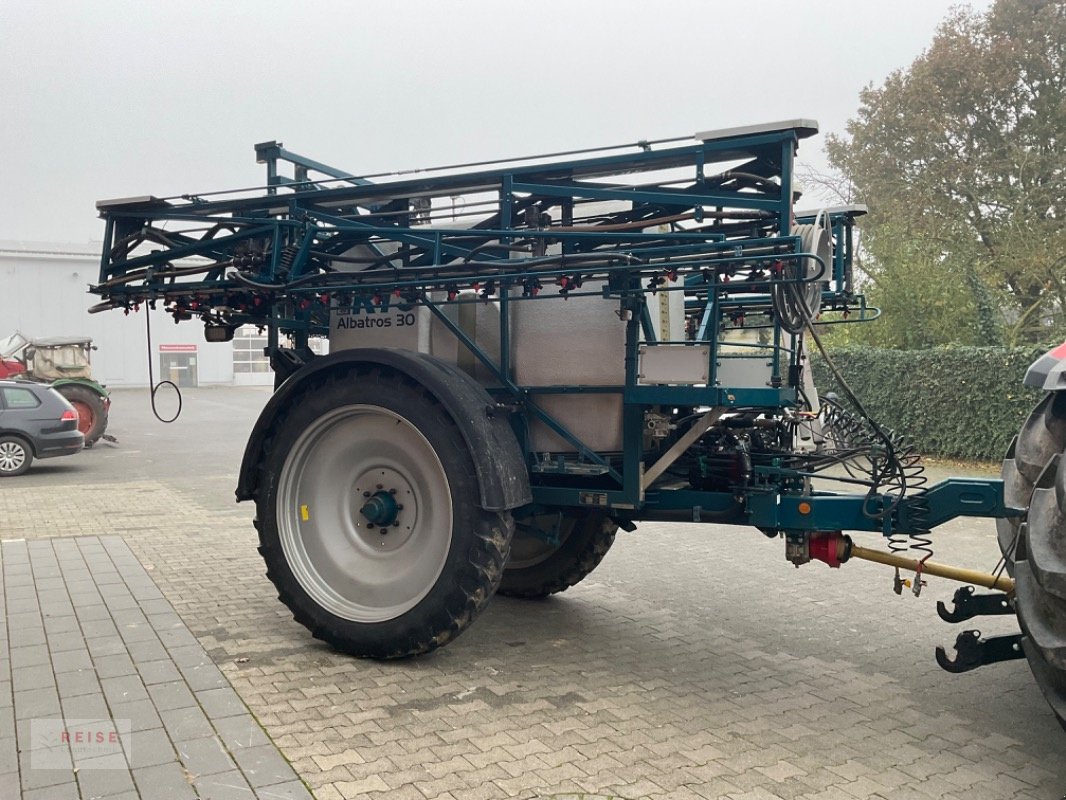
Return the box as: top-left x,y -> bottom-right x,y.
89,121 -> 1066,727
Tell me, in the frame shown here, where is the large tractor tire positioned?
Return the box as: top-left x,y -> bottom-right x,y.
1002,391 -> 1066,728
0,434 -> 32,477
56,384 -> 108,446
999,393 -> 1066,573
498,510 -> 617,599
254,367 -> 513,658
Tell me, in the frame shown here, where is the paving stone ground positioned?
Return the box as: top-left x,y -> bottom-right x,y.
0,534 -> 312,800
1,387 -> 1063,800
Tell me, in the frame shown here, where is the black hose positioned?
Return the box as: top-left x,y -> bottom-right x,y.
804,319 -> 915,520
145,308 -> 182,424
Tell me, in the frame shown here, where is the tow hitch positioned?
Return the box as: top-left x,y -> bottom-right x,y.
934,630 -> 1025,673
798,532 -> 1023,673
936,585 -> 1013,623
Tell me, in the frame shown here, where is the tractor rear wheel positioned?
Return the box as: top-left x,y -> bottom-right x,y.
999,393 -> 1066,572
254,367 -> 513,658
1003,391 -> 1066,728
498,510 -> 617,598
57,384 -> 108,446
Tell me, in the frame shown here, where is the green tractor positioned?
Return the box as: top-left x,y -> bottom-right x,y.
0,332 -> 111,446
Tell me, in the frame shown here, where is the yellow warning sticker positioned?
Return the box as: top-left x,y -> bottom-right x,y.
300,504 -> 309,522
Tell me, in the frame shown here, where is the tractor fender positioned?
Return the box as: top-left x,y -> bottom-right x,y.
236,348 -> 532,511
1024,340 -> 1066,391
51,378 -> 109,398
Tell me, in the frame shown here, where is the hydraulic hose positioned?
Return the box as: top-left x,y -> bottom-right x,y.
145,308 -> 182,424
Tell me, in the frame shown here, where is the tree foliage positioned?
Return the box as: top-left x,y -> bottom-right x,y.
826,0 -> 1064,349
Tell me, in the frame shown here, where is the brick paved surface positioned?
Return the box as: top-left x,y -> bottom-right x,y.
0,534 -> 311,800
1,387 -> 1063,800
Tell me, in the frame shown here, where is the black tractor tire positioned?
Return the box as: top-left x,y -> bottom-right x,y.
254,366 -> 513,659
998,392 -> 1066,573
1003,391 -> 1066,729
57,384 -> 109,446
0,434 -> 33,477
498,510 -> 617,599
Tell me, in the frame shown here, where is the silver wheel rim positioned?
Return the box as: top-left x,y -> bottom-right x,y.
0,441 -> 26,473
508,514 -> 577,570
277,404 -> 453,623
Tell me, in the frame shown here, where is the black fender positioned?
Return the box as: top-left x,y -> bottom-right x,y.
1025,340 -> 1066,391
235,348 -> 532,511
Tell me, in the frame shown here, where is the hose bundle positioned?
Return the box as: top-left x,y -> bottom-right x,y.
774,216 -> 831,334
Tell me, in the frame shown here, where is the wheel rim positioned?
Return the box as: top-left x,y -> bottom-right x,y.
508,514 -> 577,570
276,404 -> 453,623
70,400 -> 94,436
0,441 -> 27,473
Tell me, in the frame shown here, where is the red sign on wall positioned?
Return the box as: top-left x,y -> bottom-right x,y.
159,344 -> 198,353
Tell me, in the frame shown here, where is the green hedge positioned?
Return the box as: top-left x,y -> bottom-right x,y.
810,346 -> 1049,462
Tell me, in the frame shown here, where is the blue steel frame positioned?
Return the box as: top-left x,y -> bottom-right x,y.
90,123 -> 1015,541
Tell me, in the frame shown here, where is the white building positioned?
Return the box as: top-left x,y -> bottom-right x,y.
0,241 -> 272,387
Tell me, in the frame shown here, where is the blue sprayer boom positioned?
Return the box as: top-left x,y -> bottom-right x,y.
90,120 -> 1066,726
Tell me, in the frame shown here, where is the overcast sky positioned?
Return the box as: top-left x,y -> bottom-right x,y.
1,0 -> 990,244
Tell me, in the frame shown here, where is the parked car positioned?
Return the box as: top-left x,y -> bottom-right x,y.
0,332 -> 111,446
0,380 -> 84,476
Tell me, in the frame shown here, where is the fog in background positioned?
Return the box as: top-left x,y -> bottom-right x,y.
1,0 -> 991,244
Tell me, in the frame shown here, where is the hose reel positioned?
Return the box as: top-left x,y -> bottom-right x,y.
775,212 -> 832,334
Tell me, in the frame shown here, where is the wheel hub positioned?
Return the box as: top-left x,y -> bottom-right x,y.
359,490 -> 399,527
350,467 -> 416,552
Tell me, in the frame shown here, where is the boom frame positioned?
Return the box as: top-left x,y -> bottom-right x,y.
91,121 -> 1009,539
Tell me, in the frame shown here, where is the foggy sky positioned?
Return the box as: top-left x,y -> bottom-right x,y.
0,0 -> 990,244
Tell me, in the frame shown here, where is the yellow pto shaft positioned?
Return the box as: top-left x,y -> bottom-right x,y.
848,544 -> 1015,593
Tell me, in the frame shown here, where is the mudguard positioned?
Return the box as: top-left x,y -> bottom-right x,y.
51,378 -> 109,398
236,348 -> 532,511
1024,340 -> 1066,391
